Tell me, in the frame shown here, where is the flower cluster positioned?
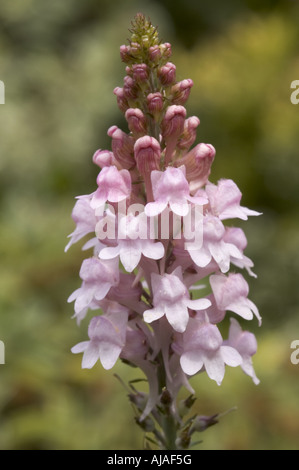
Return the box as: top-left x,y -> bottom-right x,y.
66,14 -> 261,449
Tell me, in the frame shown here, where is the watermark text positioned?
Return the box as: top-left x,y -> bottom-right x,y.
290,340 -> 299,365
0,340 -> 5,364
290,80 -> 299,105
0,80 -> 5,104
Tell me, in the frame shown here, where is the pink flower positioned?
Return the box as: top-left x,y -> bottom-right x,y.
225,318 -> 260,385
90,166 -> 131,210
65,195 -> 97,252
210,273 -> 262,325
143,267 -> 211,333
145,166 -> 208,217
71,307 -> 128,369
223,227 -> 257,277
186,214 -> 243,273
177,316 -> 242,384
205,179 -> 262,220
67,257 -> 119,316
99,212 -> 164,272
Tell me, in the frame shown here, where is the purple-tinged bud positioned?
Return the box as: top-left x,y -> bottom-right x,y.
134,136 -> 161,175
161,105 -> 186,140
113,87 -> 129,113
191,414 -> 218,433
177,116 -> 200,151
149,45 -> 161,63
147,92 -> 164,120
171,79 -> 194,105
125,108 -> 147,136
120,45 -> 131,63
160,42 -> 172,59
161,105 -> 187,165
108,125 -> 135,169
92,149 -> 114,168
176,143 -> 216,192
157,62 -> 176,86
130,42 -> 142,57
123,75 -> 139,100
132,63 -> 149,83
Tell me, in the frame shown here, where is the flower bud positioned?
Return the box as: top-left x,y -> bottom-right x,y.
147,92 -> 164,121
132,63 -> 149,83
157,62 -> 176,86
149,45 -> 161,63
113,87 -> 129,113
160,388 -> 172,407
123,75 -> 138,100
160,42 -> 172,60
177,116 -> 200,151
177,142 -> 215,191
130,42 -> 142,57
125,108 -> 147,136
134,136 -> 161,174
92,149 -> 114,168
120,44 -> 131,63
171,79 -> 193,105
108,125 -> 135,169
191,414 -> 218,433
161,105 -> 186,140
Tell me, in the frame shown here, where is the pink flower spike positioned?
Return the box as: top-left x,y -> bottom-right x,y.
67,257 -> 119,316
206,179 -> 262,221
210,273 -> 262,325
225,317 -> 260,384
143,267 -> 211,333
145,166 -> 208,217
90,166 -> 131,210
71,308 -> 128,369
179,317 -> 242,384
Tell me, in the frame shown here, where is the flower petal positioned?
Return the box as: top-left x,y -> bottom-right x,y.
180,350 -> 204,376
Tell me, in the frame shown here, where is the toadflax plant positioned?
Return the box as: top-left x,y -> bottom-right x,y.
66,13 -> 261,450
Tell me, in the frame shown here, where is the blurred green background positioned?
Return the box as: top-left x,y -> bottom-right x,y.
1,0 -> 299,450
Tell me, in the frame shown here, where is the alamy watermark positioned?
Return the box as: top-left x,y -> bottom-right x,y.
0,340 -> 5,364
95,200 -> 204,250
290,340 -> 299,365
0,80 -> 5,104
290,80 -> 299,105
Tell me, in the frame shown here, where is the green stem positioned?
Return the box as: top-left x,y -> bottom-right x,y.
156,352 -> 179,450
161,413 -> 178,450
